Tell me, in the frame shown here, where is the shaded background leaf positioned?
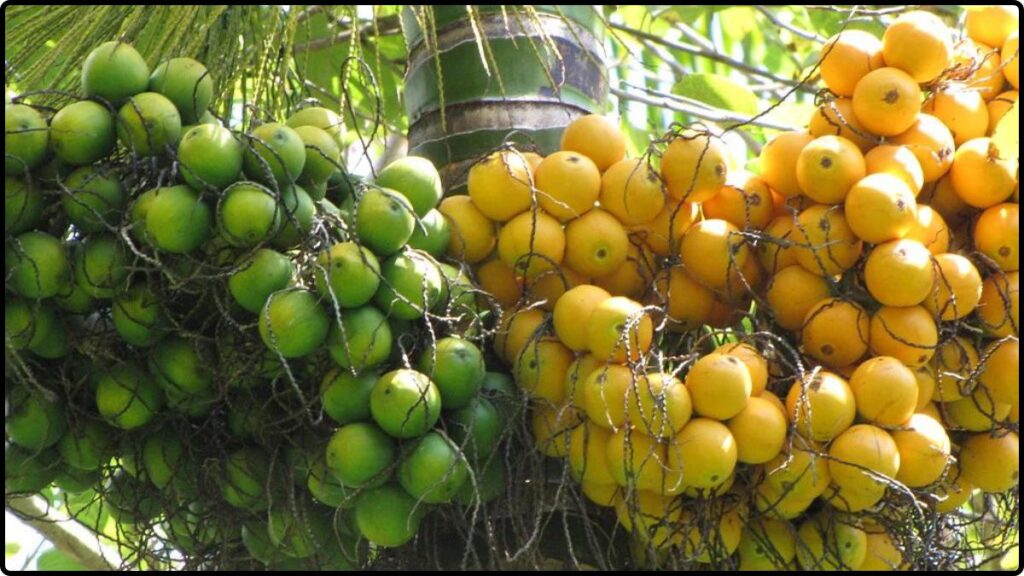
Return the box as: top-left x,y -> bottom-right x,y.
37,549 -> 87,571
674,73 -> 760,115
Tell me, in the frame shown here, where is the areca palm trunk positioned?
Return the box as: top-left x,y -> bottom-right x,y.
401,6 -> 609,193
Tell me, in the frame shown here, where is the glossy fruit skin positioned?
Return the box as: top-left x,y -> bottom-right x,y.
6,386 -> 67,451
844,173 -> 918,244
438,195 -> 495,264
852,67 -> 922,137
959,432 -> 1019,493
660,130 -> 729,202
686,353 -> 753,421
326,422 -> 395,488
242,123 -> 306,185
355,187 -> 416,256
786,371 -> 856,442
148,57 -> 213,124
801,298 -> 870,368
467,151 -> 533,222
5,177 -> 46,235
882,11 -> 953,83
760,132 -> 814,197
796,135 -> 866,204
535,151 -> 601,221
496,209 -> 566,279
668,418 -> 739,490
217,181 -> 282,247
370,369 -> 442,439
869,305 -> 939,367
95,363 -> 165,430
585,296 -> 653,363
6,231 -> 72,299
680,219 -> 749,290
373,250 -> 444,320
144,185 -> 212,254
116,92 -> 182,156
849,356 -> 918,426
81,41 -> 150,104
397,431 -> 469,503
564,209 -> 629,278
417,336 -> 486,410
326,305 -> 392,372
600,158 -> 666,225
375,156 -> 443,217
178,124 -> 243,190
5,103 -> 49,175
819,30 -> 884,97
949,138 -> 1016,208
61,166 -> 126,234
229,249 -> 294,315
560,114 -> 627,171
792,205 -> 863,277
727,396 -> 786,464
258,288 -> 330,359
863,239 -> 934,307
974,203 -> 1019,272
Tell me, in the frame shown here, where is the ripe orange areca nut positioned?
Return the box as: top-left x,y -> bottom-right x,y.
796,135 -> 865,204
599,158 -> 665,226
882,10 -> 954,84
819,30 -> 884,97
714,342 -> 769,396
535,151 -> 600,222
560,114 -> 627,172
702,172 -> 774,231
585,296 -> 653,363
864,144 -> 924,196
552,284 -> 611,352
809,98 -> 876,152
869,305 -> 938,367
680,219 -> 750,290
844,173 -> 917,244
766,265 -> 832,332
925,253 -> 982,321
757,216 -> 799,274
1003,32 -> 1019,90
923,89 -> 989,147
475,259 -> 522,309
904,205 -> 951,255
496,209 -> 565,279
891,114 -> 955,183
439,195 -> 495,264
848,356 -> 918,426
892,413 -> 951,488
974,203 -> 1019,272
852,67 -> 922,137
863,239 -> 934,307
686,353 -> 753,420
792,205 -> 863,277
636,200 -> 698,257
660,129 -> 728,202
564,209 -> 629,278
785,371 -> 856,442
467,150 -> 533,222
987,91 -> 1019,134
653,266 -> 715,333
977,271 -> 1019,338
949,137 -> 1016,208
965,5 -> 1019,50
801,298 -> 869,368
760,131 -> 814,198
